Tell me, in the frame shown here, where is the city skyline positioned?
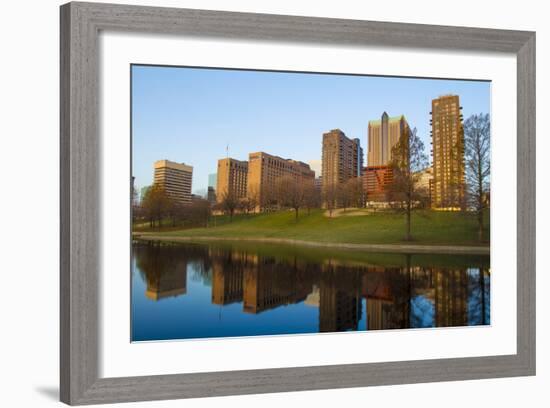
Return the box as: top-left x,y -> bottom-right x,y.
132,65 -> 490,194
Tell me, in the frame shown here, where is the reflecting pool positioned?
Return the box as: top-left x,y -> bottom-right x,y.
131,241 -> 490,341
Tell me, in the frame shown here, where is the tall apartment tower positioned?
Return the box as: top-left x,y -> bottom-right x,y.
247,151 -> 315,209
216,158 -> 248,203
367,112 -> 410,166
321,129 -> 363,191
430,95 -> 465,209
153,160 -> 193,204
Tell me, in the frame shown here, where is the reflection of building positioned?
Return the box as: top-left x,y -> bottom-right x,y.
363,165 -> 393,202
433,269 -> 469,327
242,257 -> 312,314
247,151 -> 315,210
216,158 -> 248,203
153,160 -> 193,204
319,267 -> 362,332
321,129 -> 363,191
431,95 -> 465,209
211,261 -> 243,305
304,285 -> 320,307
144,259 -> 187,301
361,272 -> 394,330
368,112 -> 409,166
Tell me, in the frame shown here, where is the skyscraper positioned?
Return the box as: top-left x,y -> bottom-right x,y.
216,158 -> 248,203
367,112 -> 410,166
153,160 -> 193,204
430,95 -> 465,209
208,173 -> 217,189
247,151 -> 315,210
321,129 -> 363,191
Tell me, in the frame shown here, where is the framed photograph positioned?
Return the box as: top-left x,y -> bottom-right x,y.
60,1 -> 535,405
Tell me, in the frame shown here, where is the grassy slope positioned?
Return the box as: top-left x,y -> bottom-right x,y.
149,209 -> 490,246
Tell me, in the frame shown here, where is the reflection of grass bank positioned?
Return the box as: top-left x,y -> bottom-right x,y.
133,239 -> 490,269
134,209 -> 490,249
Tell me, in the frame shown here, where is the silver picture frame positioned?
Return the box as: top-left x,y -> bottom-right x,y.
60,2 -> 536,405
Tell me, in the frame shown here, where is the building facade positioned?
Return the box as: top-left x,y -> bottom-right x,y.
216,158 -> 248,203
153,160 -> 193,204
321,129 -> 363,192
362,165 -> 393,202
208,173 -> 217,189
416,166 -> 434,206
430,95 -> 465,210
367,112 -> 410,166
247,151 -> 315,209
207,186 -> 216,205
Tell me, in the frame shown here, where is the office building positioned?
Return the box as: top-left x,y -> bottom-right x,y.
362,165 -> 393,202
431,95 -> 465,209
216,158 -> 248,203
207,186 -> 216,205
208,173 -> 217,188
247,151 -> 315,210
367,112 -> 410,166
416,166 -> 434,206
314,176 -> 322,192
321,129 -> 363,192
153,160 -> 193,204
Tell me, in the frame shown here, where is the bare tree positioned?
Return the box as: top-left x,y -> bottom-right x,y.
303,182 -> 321,215
276,175 -> 306,221
323,181 -> 338,218
337,182 -> 352,212
220,190 -> 239,221
245,186 -> 259,214
464,113 -> 490,242
388,127 -> 429,241
344,177 -> 364,209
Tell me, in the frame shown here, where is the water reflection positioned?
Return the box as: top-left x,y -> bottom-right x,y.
132,241 -> 490,341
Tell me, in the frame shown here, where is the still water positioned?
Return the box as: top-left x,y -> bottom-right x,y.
131,241 -> 490,341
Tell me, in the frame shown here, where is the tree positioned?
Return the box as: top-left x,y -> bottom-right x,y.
184,199 -> 211,227
276,175 -> 306,221
337,182 -> 352,212
464,113 -> 490,242
343,177 -> 364,209
323,181 -> 338,218
220,190 -> 239,221
388,127 -> 429,241
303,183 -> 321,215
244,186 -> 259,214
141,185 -> 172,228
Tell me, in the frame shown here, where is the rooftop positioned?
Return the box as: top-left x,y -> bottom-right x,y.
368,114 -> 406,125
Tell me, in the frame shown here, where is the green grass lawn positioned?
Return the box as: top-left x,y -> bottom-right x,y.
137,209 -> 490,246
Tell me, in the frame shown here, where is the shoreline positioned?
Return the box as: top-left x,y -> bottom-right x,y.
132,233 -> 490,255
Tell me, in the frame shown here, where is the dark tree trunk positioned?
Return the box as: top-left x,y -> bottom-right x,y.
480,268 -> 487,325
478,209 -> 484,242
406,200 -> 411,241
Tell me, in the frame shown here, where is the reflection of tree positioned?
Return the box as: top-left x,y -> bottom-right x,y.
133,243 -> 491,333
433,268 -> 469,327
319,264 -> 362,332
467,267 -> 490,325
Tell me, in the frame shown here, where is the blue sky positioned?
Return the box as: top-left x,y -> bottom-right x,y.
132,65 -> 490,195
